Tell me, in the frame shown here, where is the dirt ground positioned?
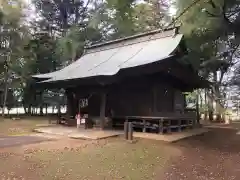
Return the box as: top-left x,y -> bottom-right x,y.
0,137 -> 181,180
1,119 -> 240,179
161,128 -> 240,180
0,117 -> 49,136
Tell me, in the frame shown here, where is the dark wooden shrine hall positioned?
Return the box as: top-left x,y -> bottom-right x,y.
32,27 -> 208,133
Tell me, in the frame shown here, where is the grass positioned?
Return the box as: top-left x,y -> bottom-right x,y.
0,117 -> 49,136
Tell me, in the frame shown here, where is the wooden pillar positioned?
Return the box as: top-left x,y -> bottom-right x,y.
100,92 -> 106,129
196,90 -> 200,126
66,90 -> 73,120
72,92 -> 77,116
124,121 -> 128,140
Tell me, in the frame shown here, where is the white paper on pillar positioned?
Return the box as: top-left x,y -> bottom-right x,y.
81,118 -> 85,124
77,118 -> 80,125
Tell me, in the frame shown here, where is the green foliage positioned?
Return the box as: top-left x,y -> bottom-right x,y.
56,25 -> 102,64
0,0 -> 29,115
106,0 -> 136,37
5,89 -> 15,111
177,0 -> 239,74
177,0 -> 223,35
133,0 -> 171,32
32,0 -> 87,33
177,0 -> 240,118
27,32 -> 58,74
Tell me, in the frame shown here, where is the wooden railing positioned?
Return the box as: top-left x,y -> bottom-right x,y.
112,114 -> 196,134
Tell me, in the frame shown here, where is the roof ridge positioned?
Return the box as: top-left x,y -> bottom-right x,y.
86,26 -> 179,50
85,28 -> 179,55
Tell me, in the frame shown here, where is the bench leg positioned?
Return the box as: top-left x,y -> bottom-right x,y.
186,119 -> 189,129
143,120 -> 146,133
189,119 -> 193,129
178,120 -> 182,132
158,119 -> 164,134
167,126 -> 171,133
167,120 -> 171,133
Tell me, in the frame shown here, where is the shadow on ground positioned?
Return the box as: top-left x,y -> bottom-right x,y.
0,136 -> 50,148
174,128 -> 240,153
161,128 -> 240,180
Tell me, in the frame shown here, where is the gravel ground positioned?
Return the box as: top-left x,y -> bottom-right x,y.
162,128 -> 240,180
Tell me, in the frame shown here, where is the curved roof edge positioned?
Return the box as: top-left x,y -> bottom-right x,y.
32,27 -> 182,81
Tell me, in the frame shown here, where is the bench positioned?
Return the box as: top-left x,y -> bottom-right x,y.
59,116 -> 75,126
113,114 -> 195,134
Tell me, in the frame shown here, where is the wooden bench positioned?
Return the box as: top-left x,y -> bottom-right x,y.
59,116 -> 75,126
113,114 -> 195,134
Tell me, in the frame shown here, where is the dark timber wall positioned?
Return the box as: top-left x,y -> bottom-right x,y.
107,82 -> 153,116
106,81 -> 184,117
67,72 -> 186,118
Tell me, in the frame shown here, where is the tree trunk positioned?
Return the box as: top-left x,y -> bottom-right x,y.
214,89 -> 222,122
207,91 -> 214,121
57,104 -> 61,117
196,90 -> 200,125
28,105 -> 32,115
200,90 -> 203,114
215,101 -> 222,122
209,110 -> 214,121
2,63 -> 9,118
71,49 -> 76,62
23,106 -> 27,114
204,89 -> 208,121
40,105 -> 43,116
213,72 -> 224,122
45,104 -> 48,115
31,108 -> 34,115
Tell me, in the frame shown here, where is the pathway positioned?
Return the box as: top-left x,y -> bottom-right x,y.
0,136 -> 50,148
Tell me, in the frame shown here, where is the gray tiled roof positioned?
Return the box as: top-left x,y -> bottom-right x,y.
33,28 -> 183,83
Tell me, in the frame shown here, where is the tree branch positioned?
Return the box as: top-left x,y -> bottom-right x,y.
230,44 -> 240,62
222,0 -> 233,26
208,0 -> 217,8
79,0 -> 91,22
205,10 -> 219,17
165,0 -> 203,29
219,71 -> 225,85
226,10 -> 240,19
